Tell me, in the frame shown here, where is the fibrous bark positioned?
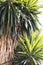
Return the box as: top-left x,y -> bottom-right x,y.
0,35 -> 17,65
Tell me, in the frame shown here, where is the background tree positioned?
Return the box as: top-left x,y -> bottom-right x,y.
14,31 -> 43,65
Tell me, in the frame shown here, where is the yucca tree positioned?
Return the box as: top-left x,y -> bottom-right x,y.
0,0 -> 42,65
14,31 -> 43,65
0,0 -> 41,36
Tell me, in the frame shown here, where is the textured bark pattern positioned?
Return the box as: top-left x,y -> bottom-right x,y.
0,35 -> 17,65
0,23 -> 22,65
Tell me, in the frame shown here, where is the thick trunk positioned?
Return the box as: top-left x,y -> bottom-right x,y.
0,23 -> 22,65
0,35 -> 17,65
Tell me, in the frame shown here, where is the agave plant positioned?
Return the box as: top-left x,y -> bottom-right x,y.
14,31 -> 43,65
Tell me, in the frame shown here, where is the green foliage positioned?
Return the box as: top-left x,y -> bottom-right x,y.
0,0 -> 43,65
14,32 -> 43,65
0,0 -> 42,36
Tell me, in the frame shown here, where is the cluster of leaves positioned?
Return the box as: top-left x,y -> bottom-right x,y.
14,31 -> 43,65
0,0 -> 43,65
0,0 -> 41,36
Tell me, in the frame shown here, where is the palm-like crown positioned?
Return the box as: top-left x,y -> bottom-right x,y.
0,0 -> 41,36
14,31 -> 43,65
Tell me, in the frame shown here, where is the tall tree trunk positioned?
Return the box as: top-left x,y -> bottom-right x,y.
0,35 -> 17,65
0,23 -> 22,65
